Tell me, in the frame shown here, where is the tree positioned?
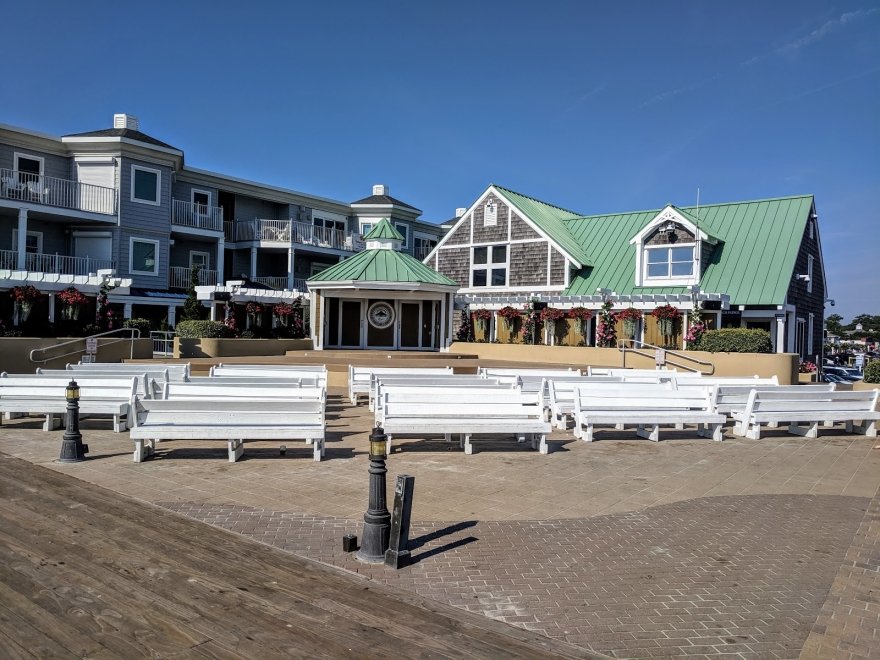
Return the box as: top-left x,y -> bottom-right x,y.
825,314 -> 843,336
180,265 -> 205,322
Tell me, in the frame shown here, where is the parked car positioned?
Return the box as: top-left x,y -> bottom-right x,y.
823,366 -> 862,382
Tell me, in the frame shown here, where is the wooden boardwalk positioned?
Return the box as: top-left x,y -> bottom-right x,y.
0,454 -> 590,659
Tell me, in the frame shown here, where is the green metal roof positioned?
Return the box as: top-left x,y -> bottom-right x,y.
308,248 -> 457,287
563,195 -> 814,305
363,218 -> 404,241
493,185 -> 593,266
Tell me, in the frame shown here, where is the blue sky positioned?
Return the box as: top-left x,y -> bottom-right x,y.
2,1 -> 877,321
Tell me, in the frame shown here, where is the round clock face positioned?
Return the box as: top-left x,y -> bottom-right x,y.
367,302 -> 395,329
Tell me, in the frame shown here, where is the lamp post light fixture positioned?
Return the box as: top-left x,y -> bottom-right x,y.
58,379 -> 88,463
357,426 -> 391,563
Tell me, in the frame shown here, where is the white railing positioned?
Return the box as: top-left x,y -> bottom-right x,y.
224,220 -> 234,241
170,266 -> 218,289
25,253 -> 115,276
232,218 -> 360,251
150,331 -> 176,357
0,249 -> 16,269
251,276 -> 308,291
0,168 -> 116,215
172,199 -> 223,232
414,246 -> 434,261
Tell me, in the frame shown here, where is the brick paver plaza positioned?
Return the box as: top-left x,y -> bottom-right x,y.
2,386 -> 878,659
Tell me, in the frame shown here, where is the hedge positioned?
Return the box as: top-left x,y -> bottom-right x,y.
122,318 -> 153,336
864,361 -> 880,384
696,328 -> 773,353
175,320 -> 234,339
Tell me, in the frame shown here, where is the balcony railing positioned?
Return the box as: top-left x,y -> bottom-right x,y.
252,276 -> 308,291
19,252 -> 115,276
172,199 -> 224,232
0,169 -> 116,215
232,219 -> 362,251
0,249 -> 16,269
414,246 -> 435,261
170,266 -> 218,289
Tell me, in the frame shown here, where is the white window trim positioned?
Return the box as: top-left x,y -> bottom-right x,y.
807,255 -> 814,294
359,221 -> 375,236
470,244 -> 509,288
191,188 -> 212,207
12,229 -> 43,253
189,250 -> 210,268
641,243 -> 698,286
394,222 -> 410,248
808,312 -> 814,355
13,152 -> 45,177
129,237 -> 160,276
130,164 -> 161,206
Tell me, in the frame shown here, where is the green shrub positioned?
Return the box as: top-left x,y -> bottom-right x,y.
123,318 -> 153,336
696,328 -> 773,353
864,361 -> 880,384
175,320 -> 233,339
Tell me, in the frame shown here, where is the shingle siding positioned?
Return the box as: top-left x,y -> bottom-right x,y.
550,247 -> 567,286
437,247 -> 470,287
786,214 -> 825,358
511,212 -> 540,240
510,242 -> 548,287
442,216 -> 471,245
472,194 -> 510,244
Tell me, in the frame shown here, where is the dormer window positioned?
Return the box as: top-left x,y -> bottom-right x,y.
646,245 -> 695,279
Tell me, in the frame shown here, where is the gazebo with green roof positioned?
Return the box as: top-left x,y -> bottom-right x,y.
306,219 -> 459,350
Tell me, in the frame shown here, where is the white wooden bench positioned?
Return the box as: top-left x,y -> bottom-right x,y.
348,365 -> 453,405
0,376 -> 137,432
69,362 -> 190,382
573,385 -> 726,442
544,376 -> 632,429
129,397 -> 326,462
587,367 -> 678,377
36,368 -> 166,398
675,382 -> 833,415
209,365 -> 328,390
373,378 -> 511,423
730,388 -> 879,440
160,382 -> 325,404
380,387 -> 551,455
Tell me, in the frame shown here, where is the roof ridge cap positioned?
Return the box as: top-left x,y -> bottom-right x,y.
492,184 -> 582,216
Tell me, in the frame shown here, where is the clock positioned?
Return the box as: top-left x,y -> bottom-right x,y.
367,302 -> 395,329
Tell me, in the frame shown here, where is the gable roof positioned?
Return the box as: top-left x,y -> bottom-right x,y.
563,194 -> 814,305
308,249 -> 457,287
492,185 -> 592,266
63,127 -> 179,151
364,218 -> 404,241
351,193 -> 421,213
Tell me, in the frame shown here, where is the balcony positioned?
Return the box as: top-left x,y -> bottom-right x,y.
172,199 -> 223,232
232,219 -> 363,252
0,169 -> 116,216
0,250 -> 115,275
170,266 -> 218,289
252,275 -> 307,291
414,246 -> 434,261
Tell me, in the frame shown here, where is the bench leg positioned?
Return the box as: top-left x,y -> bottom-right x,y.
537,435 -> 548,455
850,420 -> 877,437
516,433 -> 526,444
228,438 -> 244,462
674,422 -> 684,430
711,423 -> 723,441
133,438 -> 155,463
113,414 -> 127,433
636,424 -> 660,442
583,423 -> 594,442
386,434 -> 393,455
767,421 -> 779,428
313,437 -> 324,462
823,420 -> 835,428
463,434 -> 473,455
788,422 -> 818,438
614,423 -> 624,430
745,423 -> 762,440
43,414 -> 61,432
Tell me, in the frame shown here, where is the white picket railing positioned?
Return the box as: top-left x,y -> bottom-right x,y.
24,253 -> 115,276
0,168 -> 116,215
169,266 -> 218,289
232,219 -> 361,251
0,249 -> 16,269
172,199 -> 223,232
251,276 -> 307,291
150,331 -> 176,357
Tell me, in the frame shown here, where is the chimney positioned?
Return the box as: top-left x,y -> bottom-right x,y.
113,113 -> 139,131
372,184 -> 388,196
455,207 -> 467,218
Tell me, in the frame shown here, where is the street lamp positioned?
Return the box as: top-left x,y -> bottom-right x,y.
58,380 -> 88,463
357,426 -> 391,563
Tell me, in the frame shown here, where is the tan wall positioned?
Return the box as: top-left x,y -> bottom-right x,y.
0,338 -> 153,374
448,342 -> 799,384
174,338 -> 313,359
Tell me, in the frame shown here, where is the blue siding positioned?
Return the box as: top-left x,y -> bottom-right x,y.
118,157 -> 172,288
0,142 -> 72,179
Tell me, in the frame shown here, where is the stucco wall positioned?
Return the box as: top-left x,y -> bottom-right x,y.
448,342 -> 799,384
0,338 -> 153,374
174,338 -> 313,358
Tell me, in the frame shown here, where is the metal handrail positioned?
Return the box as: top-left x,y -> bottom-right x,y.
619,339 -> 715,375
29,327 -> 142,365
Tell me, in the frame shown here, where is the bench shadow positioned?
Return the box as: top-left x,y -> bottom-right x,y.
150,446 -> 355,461
407,520 -> 479,564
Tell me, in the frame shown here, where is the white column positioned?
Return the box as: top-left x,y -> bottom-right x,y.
309,291 -> 318,347
250,247 -> 258,279
124,302 -> 133,320
48,293 -> 55,324
16,208 -> 28,270
287,248 -> 296,290
787,311 -> 796,354
167,305 -> 177,328
216,239 -> 225,284
775,314 -> 786,353
209,303 -> 217,321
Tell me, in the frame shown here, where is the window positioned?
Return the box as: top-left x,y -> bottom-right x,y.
645,245 -> 694,279
807,255 -> 814,294
314,216 -> 346,232
131,165 -> 161,205
484,201 -> 497,227
471,244 -> 507,287
130,238 -> 159,275
360,222 -> 374,236
14,153 -> 43,180
394,223 -> 409,248
11,230 -> 42,254
190,251 -> 210,268
414,236 -> 437,259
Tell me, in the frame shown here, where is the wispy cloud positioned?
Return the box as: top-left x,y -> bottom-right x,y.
562,83 -> 607,114
777,8 -> 879,56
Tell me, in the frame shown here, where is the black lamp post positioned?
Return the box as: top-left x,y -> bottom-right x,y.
58,380 -> 88,463
357,426 -> 391,563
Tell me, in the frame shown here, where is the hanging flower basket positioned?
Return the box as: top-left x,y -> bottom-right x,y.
472,308 -> 493,337
10,285 -> 39,323
616,307 -> 643,340
651,304 -> 681,342
568,307 -> 593,341
58,287 -> 88,322
539,307 -> 565,343
497,306 -> 521,336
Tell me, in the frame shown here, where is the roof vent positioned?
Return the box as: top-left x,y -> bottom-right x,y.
372,184 -> 388,196
113,113 -> 139,130
455,207 -> 467,218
